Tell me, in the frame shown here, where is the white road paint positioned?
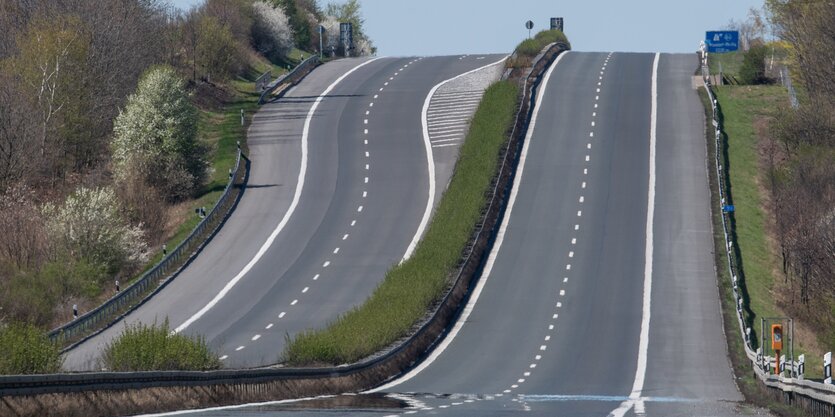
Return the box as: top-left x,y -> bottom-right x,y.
401,55 -> 509,263
265,323 -> 273,329
369,52 -> 568,393
609,51 -> 659,417
173,58 -> 383,334
278,312 -> 286,318
302,287 -> 309,293
251,334 -> 260,341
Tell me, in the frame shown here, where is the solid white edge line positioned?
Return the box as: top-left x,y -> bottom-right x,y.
174,57 -> 384,334
400,55 -> 509,262
609,52 -> 659,417
134,395 -> 337,417
370,51 -> 569,392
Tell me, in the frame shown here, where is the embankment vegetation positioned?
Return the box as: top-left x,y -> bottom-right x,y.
0,0 -> 374,372
710,1 -> 835,378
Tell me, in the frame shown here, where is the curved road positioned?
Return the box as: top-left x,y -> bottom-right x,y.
64,55 -> 505,370
162,52 -> 769,416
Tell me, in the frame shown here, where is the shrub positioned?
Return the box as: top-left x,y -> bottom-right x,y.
0,322 -> 62,374
102,319 -> 221,371
43,186 -> 148,274
112,66 -> 208,201
739,44 -> 770,85
534,29 -> 568,46
251,1 -> 294,60
515,38 -> 543,58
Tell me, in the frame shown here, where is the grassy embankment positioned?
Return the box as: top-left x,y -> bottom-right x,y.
284,80 -> 520,365
705,60 -> 825,383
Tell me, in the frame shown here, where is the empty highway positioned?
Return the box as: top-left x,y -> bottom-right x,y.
156,52 -> 768,416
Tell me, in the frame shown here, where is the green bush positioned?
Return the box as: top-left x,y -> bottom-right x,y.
516,38 -> 544,58
102,319 -> 221,371
0,323 -> 62,374
284,81 -> 520,365
534,29 -> 569,46
739,44 -> 769,85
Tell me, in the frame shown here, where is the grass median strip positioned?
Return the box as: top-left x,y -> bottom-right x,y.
284,80 -> 520,365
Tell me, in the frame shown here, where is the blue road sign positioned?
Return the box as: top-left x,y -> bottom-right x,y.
706,31 -> 739,53
723,205 -> 735,213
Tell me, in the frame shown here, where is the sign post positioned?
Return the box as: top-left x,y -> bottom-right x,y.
705,31 -> 739,53
525,20 -> 534,39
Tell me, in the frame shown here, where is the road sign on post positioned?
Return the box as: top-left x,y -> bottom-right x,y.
705,31 -> 739,53
525,20 -> 534,38
550,17 -> 564,32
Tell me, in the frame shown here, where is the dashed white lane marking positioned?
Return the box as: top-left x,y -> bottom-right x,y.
569,251 -> 574,257
364,139 -> 368,145
560,289 -> 566,296
365,151 -> 370,157
342,234 -> 349,240
566,264 -> 571,270
219,355 -> 228,360
362,191 -> 367,198
364,129 -> 368,134
235,346 -> 245,351
322,261 -> 330,267
540,345 -> 547,351
369,53 -> 567,394
365,110 -> 370,115
290,299 -> 298,306
579,196 -> 585,203
278,312 -> 286,318
364,119 -> 368,124
302,287 -> 309,293
575,224 -> 580,230
313,274 -> 320,280
358,205 -> 363,212
351,220 -> 356,226
173,58 -> 382,334
572,238 -> 577,244
265,323 -> 273,329
364,177 -> 369,183
252,334 -> 261,341
582,181 -> 587,188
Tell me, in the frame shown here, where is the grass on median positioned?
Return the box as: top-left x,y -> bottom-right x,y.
283,80 -> 521,365
101,319 -> 221,371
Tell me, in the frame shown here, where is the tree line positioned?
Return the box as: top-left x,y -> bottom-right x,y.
0,0 -> 373,331
762,0 -> 835,337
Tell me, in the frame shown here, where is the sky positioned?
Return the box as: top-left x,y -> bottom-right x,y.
171,0 -> 765,56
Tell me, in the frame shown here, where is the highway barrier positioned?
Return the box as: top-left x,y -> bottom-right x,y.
46,149 -> 249,351
258,55 -> 320,104
0,44 -> 569,417
702,52 -> 835,416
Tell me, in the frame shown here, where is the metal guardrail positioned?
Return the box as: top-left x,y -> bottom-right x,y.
258,55 -> 320,104
702,52 -> 835,413
47,149 -> 247,349
0,45 -> 570,409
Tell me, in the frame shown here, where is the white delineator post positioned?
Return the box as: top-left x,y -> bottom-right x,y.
825,352 -> 832,384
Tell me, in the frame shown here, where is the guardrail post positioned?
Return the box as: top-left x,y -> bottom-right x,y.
798,354 -> 805,381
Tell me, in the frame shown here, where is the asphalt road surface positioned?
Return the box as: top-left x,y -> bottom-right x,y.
63,54 -> 506,371
154,52 -> 771,416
